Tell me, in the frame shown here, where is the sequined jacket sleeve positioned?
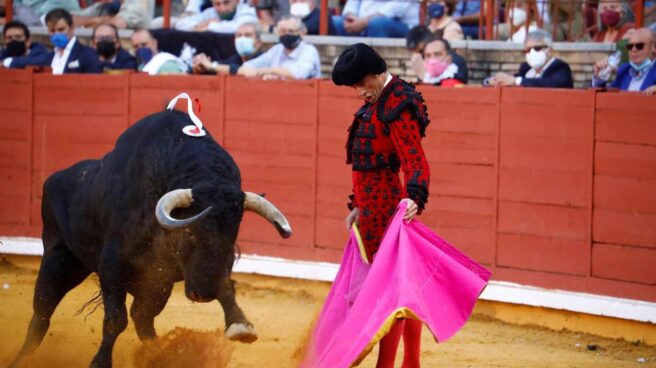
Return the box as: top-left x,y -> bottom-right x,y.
389,110 -> 430,213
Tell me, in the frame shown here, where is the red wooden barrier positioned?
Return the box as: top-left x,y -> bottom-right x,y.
0,69 -> 32,236
0,69 -> 655,302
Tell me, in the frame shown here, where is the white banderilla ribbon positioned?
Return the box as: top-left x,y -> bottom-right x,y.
166,92 -> 206,137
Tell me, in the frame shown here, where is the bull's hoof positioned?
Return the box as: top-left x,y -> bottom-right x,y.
225,323 -> 258,343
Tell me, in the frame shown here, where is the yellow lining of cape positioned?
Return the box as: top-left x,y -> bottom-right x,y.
350,307 -> 426,367
351,223 -> 370,265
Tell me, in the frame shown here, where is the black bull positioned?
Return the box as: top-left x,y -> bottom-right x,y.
10,109 -> 292,368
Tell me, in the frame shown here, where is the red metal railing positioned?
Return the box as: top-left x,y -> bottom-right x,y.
1,0 -> 647,37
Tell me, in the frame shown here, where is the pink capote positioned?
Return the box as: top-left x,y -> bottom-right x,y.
301,203 -> 491,368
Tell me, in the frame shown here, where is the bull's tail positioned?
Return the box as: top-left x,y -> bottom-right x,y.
74,287 -> 103,322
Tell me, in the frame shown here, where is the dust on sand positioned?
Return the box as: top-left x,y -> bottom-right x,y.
0,260 -> 654,368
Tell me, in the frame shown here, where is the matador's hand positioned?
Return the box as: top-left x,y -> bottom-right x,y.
345,207 -> 360,231
401,198 -> 418,222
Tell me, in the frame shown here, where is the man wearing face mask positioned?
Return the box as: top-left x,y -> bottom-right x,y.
289,0 -> 335,35
407,28 -> 469,84
238,15 -> 321,79
490,29 -> 573,88
593,28 -> 656,94
503,5 -> 539,44
92,24 -> 137,71
192,22 -> 263,75
176,0 -> 258,33
130,28 -> 188,75
45,8 -> 103,74
419,38 -> 464,87
1,20 -> 50,69
426,0 -> 463,41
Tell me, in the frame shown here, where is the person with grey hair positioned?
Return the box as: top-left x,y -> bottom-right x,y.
490,29 -> 573,88
192,22 -> 264,75
238,15 -> 321,79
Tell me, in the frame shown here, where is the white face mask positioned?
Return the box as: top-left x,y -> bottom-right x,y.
510,7 -> 527,27
526,48 -> 548,69
290,3 -> 311,18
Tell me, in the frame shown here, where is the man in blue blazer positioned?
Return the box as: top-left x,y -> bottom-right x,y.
92,24 -> 137,71
593,28 -> 656,95
45,8 -> 102,74
490,29 -> 574,88
1,20 -> 51,68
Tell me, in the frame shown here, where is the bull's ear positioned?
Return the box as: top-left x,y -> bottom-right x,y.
258,193 -> 266,198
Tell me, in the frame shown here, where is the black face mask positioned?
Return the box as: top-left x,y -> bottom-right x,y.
5,40 -> 27,57
280,34 -> 301,50
97,40 -> 117,59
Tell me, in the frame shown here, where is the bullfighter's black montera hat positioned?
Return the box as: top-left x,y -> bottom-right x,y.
331,43 -> 387,86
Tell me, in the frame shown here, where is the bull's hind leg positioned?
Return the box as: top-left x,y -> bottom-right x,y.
10,244 -> 91,367
217,277 -> 258,343
90,241 -> 128,368
129,282 -> 174,340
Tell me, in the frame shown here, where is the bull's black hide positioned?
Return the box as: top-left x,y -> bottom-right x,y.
10,109 -> 290,368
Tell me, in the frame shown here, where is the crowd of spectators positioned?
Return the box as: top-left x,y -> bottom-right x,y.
0,0 -> 655,94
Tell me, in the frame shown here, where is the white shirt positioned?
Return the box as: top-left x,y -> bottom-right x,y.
342,0 -> 419,28
384,72 -> 392,87
423,63 -> 459,84
526,57 -> 556,78
185,0 -> 205,13
244,41 -> 321,79
627,62 -> 654,91
51,36 -> 76,75
516,57 -> 557,85
175,2 -> 258,33
509,23 -> 539,44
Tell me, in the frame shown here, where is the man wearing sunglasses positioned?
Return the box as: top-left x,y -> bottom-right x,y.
489,29 -> 573,88
593,28 -> 656,95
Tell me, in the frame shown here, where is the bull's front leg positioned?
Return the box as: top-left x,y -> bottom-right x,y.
91,241 -> 128,368
217,277 -> 257,343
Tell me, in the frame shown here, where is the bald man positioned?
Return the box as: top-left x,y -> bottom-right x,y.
593,27 -> 656,95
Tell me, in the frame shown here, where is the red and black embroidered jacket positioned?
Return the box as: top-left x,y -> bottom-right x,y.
346,76 -> 430,212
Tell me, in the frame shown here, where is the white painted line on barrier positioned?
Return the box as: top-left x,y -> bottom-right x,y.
2,236 -> 655,324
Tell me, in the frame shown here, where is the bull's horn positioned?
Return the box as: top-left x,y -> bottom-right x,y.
156,189 -> 213,230
243,192 -> 292,238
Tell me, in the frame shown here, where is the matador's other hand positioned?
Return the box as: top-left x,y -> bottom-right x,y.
345,207 -> 360,231
401,198 -> 418,222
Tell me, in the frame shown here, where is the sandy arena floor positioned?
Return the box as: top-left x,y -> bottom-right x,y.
0,260 -> 654,368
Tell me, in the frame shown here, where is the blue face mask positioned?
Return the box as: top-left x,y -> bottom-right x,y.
135,47 -> 154,65
427,3 -> 446,19
235,37 -> 255,57
50,33 -> 69,49
630,58 -> 653,72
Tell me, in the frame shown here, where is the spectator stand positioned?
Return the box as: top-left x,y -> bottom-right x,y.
6,25 -> 614,87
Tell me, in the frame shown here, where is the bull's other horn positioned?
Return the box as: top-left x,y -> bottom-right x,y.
243,192 -> 292,238
155,189 -> 213,230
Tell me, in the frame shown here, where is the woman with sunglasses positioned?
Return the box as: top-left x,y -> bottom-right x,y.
593,27 -> 656,94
